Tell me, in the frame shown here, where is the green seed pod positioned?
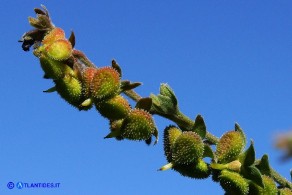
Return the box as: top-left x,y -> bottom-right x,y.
249,175 -> 277,195
173,159 -> 211,179
81,67 -> 98,98
219,169 -> 249,195
90,67 -> 120,101
42,27 -> 65,45
39,53 -> 73,80
278,188 -> 292,195
163,126 -> 182,162
54,74 -> 83,108
120,108 -> 156,141
216,131 -> 245,164
45,39 -> 72,61
172,131 -> 204,165
96,95 -> 131,120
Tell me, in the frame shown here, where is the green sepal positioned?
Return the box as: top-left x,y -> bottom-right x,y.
192,115 -> 206,139
135,97 -> 152,111
256,154 -> 271,177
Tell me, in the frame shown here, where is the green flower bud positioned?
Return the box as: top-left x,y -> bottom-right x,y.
45,39 -> 72,61
54,74 -> 83,108
39,53 -> 73,80
216,131 -> 245,164
172,131 -> 204,165
249,175 -> 277,195
90,67 -> 120,101
163,126 -> 182,162
120,108 -> 156,141
219,169 -> 249,195
96,95 -> 131,120
279,188 -> 292,195
42,27 -> 65,45
173,159 -> 211,179
81,67 -> 98,98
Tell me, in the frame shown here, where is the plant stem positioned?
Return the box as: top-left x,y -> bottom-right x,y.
271,167 -> 292,188
123,89 -> 142,102
123,89 -> 220,144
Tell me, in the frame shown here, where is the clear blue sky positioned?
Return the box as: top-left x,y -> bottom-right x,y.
1,0 -> 292,194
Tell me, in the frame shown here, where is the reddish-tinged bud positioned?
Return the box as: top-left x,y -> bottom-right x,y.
216,131 -> 245,163
81,67 -> 98,98
90,67 -> 120,101
45,39 -> 72,61
42,27 -> 65,45
121,108 -> 156,141
96,95 -> 131,120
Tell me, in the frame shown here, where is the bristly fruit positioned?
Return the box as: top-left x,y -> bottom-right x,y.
54,74 -> 83,108
96,95 -> 131,120
120,108 -> 157,141
90,67 -> 120,101
219,169 -> 249,195
42,27 -> 65,45
45,39 -> 73,61
172,131 -> 204,165
249,175 -> 278,195
173,159 -> 211,179
163,126 -> 182,162
216,131 -> 245,164
39,54 -> 73,80
81,67 -> 98,98
278,188 -> 292,195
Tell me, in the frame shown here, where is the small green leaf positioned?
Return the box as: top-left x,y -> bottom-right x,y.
135,97 -> 152,111
159,83 -> 177,106
192,115 -> 206,139
256,154 -> 271,176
